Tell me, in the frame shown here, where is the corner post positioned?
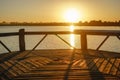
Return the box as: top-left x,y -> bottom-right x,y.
81,32 -> 87,53
19,29 -> 25,52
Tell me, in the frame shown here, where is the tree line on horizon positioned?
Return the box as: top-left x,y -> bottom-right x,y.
0,20 -> 120,26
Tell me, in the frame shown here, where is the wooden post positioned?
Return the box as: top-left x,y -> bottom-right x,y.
19,29 -> 25,52
81,33 -> 87,52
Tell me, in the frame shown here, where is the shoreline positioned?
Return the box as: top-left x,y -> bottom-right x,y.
0,25 -> 120,27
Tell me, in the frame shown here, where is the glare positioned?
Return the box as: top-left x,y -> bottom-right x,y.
70,34 -> 75,49
69,25 -> 75,49
70,25 -> 74,32
64,8 -> 80,22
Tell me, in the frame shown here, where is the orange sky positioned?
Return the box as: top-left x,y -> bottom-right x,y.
0,0 -> 120,22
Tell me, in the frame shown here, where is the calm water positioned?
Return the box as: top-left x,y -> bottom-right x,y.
0,26 -> 120,53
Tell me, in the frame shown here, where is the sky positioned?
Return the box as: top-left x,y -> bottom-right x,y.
0,0 -> 120,22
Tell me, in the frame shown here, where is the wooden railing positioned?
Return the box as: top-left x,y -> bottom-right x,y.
0,29 -> 120,53
0,29 -> 120,80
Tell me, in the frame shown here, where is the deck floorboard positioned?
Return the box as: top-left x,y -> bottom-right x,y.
0,49 -> 120,80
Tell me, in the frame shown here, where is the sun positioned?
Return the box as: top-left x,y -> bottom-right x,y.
64,8 -> 80,23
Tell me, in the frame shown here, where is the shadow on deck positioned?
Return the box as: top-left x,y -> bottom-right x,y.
0,49 -> 120,80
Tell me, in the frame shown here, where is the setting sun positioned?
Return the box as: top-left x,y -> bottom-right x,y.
64,8 -> 80,23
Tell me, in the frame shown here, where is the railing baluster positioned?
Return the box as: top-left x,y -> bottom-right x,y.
18,34 -> 48,60
116,36 -> 120,40
55,34 -> 76,49
96,35 -> 109,51
0,41 -> 11,53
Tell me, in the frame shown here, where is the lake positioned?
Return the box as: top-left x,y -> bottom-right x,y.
0,26 -> 120,54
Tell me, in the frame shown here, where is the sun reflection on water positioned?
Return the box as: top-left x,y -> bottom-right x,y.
70,25 -> 75,49
70,25 -> 74,32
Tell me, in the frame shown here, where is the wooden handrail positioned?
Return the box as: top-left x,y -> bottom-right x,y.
75,30 -> 120,35
0,32 -> 18,37
23,30 -> 120,35
0,30 -> 120,36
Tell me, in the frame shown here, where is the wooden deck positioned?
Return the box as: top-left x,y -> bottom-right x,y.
0,49 -> 120,80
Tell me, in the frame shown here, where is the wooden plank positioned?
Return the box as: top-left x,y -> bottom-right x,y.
113,59 -> 120,75
18,61 -> 31,71
116,63 -> 120,76
1,61 -> 17,77
102,59 -> 111,73
14,70 -> 90,77
13,76 -> 118,80
27,60 -> 41,68
4,61 -> 20,76
82,59 -> 93,69
9,60 -> 27,73
99,59 -> 109,72
22,57 -> 51,69
115,59 -> 120,76
109,59 -> 116,75
72,59 -> 83,66
23,61 -> 38,69
92,58 -> 105,71
31,60 -> 44,67
0,65 -> 11,80
87,58 -> 99,70
105,59 -> 115,74
111,59 -> 120,75
78,60 -> 86,67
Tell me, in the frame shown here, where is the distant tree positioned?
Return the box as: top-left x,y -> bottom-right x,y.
2,21 -> 6,24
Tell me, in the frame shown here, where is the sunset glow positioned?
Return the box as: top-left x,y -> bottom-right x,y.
70,25 -> 74,32
70,34 -> 75,49
0,0 -> 120,22
64,8 -> 80,22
